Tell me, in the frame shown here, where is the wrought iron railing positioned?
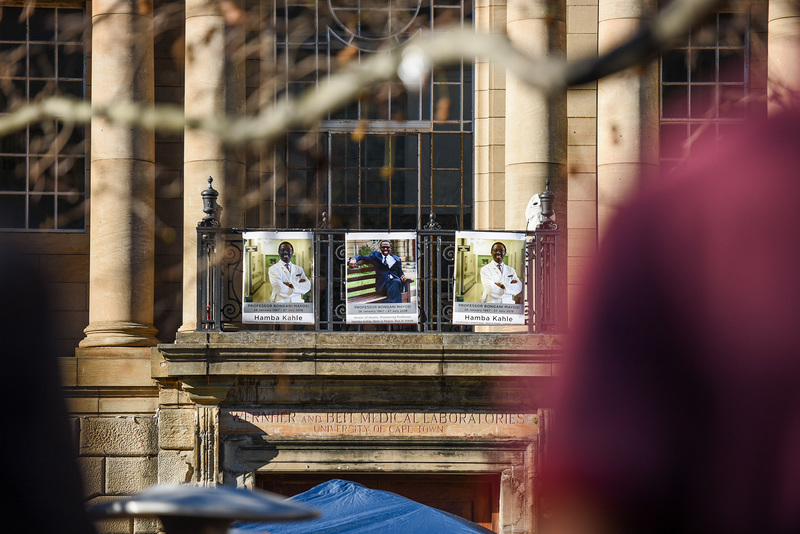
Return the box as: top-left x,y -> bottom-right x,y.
196,179 -> 564,333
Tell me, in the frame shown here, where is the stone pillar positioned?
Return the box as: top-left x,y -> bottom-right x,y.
499,459 -> 533,533
505,0 -> 567,233
157,385 -> 197,485
768,0 -> 800,114
596,0 -> 659,237
529,407 -> 553,531
474,0 -> 507,230
181,0 -> 246,331
182,379 -> 231,485
81,0 -> 158,347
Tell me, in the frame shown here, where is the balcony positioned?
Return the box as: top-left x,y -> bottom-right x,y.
193,182 -> 566,335
155,180 -> 566,409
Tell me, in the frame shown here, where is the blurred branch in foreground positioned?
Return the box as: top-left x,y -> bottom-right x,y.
0,0 -> 720,146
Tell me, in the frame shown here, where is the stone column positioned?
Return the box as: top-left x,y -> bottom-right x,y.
81,0 -> 158,347
181,0 -> 246,331
596,0 -> 659,237
474,0 -> 507,230
505,0 -> 567,232
503,0 -> 567,333
768,0 -> 800,114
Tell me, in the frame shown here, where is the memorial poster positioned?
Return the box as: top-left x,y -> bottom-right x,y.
242,231 -> 314,324
453,231 -> 526,325
345,232 -> 417,324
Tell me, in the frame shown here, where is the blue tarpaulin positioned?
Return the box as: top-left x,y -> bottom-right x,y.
231,479 -> 496,534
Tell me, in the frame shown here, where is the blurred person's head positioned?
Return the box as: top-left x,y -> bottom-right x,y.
543,109 -> 800,534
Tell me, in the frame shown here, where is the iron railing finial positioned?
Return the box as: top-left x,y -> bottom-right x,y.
199,176 -> 222,227
538,179 -> 557,230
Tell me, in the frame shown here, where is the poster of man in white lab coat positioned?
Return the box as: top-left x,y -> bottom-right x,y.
268,241 -> 312,303
453,231 -> 525,326
242,231 -> 314,324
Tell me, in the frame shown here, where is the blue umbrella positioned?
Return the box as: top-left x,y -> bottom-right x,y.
232,479 -> 495,534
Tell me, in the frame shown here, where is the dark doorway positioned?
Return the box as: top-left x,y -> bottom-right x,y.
256,473 -> 500,532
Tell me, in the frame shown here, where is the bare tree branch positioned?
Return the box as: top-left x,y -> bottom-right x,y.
0,0 -> 720,145
567,0 -> 721,85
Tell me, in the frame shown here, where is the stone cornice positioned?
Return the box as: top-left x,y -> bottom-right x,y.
155,332 -> 564,381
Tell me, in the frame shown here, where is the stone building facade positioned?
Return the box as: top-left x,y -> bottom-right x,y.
1,0 -> 799,532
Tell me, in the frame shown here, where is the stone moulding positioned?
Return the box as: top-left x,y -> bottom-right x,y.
154,331 -> 564,381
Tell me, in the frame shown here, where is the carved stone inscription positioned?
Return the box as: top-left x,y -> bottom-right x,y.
221,409 -> 539,438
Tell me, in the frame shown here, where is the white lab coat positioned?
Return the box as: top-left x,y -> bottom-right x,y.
480,262 -> 522,303
268,262 -> 311,303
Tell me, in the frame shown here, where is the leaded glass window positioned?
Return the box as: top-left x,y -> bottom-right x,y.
256,0 -> 473,230
0,5 -> 86,230
660,10 -> 749,174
